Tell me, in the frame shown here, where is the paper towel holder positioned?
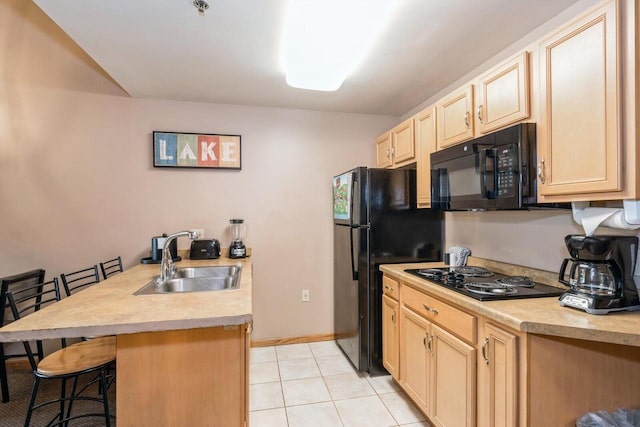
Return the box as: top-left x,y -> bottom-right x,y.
571,200 -> 640,232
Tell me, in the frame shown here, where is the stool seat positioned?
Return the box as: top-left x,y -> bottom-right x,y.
37,337 -> 116,377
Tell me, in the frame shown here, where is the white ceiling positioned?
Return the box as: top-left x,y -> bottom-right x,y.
33,0 -> 578,116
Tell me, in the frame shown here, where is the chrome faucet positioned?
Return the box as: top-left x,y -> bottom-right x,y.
158,230 -> 200,283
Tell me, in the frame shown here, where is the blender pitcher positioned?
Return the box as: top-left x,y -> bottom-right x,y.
229,219 -> 246,258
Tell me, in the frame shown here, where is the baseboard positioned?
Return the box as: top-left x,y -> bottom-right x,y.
251,333 -> 335,348
6,358 -> 31,369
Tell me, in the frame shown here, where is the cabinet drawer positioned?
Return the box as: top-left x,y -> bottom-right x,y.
402,285 -> 476,344
383,275 -> 400,300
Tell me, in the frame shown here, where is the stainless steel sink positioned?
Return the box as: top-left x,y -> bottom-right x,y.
135,265 -> 242,295
172,265 -> 240,279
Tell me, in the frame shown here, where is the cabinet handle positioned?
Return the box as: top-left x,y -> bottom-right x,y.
386,148 -> 390,159
422,304 -> 439,315
477,105 -> 483,124
423,333 -> 429,350
384,284 -> 394,293
427,334 -> 433,354
537,157 -> 545,184
391,310 -> 396,324
482,337 -> 490,365
390,146 -> 395,158
464,111 -> 470,129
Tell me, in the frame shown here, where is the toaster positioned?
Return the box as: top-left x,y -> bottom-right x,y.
189,239 -> 221,259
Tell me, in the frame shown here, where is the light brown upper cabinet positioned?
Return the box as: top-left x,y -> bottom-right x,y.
376,118 -> 416,169
414,106 -> 437,208
436,84 -> 474,149
476,52 -> 530,135
537,0 -> 620,198
376,131 -> 393,168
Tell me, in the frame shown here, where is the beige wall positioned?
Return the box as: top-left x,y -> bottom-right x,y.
0,1 -> 398,340
445,211 -> 583,272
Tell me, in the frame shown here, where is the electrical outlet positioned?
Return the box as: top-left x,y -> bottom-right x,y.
302,289 -> 310,302
191,228 -> 205,239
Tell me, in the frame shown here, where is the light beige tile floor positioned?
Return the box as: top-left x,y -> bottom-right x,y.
250,341 -> 432,427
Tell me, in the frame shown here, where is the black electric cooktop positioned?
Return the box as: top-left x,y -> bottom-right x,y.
404,266 -> 565,301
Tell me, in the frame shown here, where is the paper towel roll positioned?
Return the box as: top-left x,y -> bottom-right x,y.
572,202 -> 640,236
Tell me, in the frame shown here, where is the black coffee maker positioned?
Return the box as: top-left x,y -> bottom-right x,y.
558,235 -> 640,314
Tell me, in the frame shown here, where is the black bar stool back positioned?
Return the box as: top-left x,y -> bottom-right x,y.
99,256 -> 123,280
0,269 -> 45,403
60,265 -> 100,297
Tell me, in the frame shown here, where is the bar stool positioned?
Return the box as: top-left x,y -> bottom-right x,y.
60,265 -> 100,297
0,269 -> 46,403
99,256 -> 123,280
7,278 -> 116,426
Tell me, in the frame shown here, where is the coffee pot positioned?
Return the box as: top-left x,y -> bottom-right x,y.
558,235 -> 640,314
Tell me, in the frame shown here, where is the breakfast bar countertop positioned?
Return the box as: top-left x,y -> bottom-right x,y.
0,256 -> 252,342
381,258 -> 640,347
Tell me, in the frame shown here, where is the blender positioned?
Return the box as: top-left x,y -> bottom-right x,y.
229,219 -> 246,258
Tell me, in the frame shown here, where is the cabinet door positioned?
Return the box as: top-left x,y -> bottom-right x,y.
376,131 -> 393,168
429,324 -> 476,427
414,106 -> 436,208
476,52 -> 530,134
478,322 -> 518,427
117,326 -> 247,425
400,306 -> 430,415
537,0 -> 620,197
382,295 -> 399,379
392,118 -> 415,166
437,84 -> 474,149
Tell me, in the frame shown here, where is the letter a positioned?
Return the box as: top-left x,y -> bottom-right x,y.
179,143 -> 197,160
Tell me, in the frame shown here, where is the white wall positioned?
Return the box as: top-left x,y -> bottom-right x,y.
0,0 -> 398,340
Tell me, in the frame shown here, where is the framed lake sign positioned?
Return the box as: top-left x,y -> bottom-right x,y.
153,131 -> 242,170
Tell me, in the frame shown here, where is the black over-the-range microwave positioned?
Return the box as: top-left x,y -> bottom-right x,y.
430,123 -> 565,211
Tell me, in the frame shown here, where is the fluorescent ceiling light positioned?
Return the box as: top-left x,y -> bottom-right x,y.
283,0 -> 394,92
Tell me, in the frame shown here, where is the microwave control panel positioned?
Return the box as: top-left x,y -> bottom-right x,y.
496,145 -> 518,197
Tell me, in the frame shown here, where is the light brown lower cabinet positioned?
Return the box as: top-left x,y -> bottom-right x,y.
383,272 -> 640,426
116,324 -> 250,427
400,306 -> 429,413
382,294 -> 399,379
477,320 -> 519,427
399,305 -> 476,427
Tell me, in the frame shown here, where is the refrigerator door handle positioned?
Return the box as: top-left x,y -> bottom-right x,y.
349,171 -> 357,226
349,227 -> 358,280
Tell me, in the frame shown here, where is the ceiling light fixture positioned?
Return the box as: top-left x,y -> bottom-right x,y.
193,0 -> 210,16
283,0 -> 394,92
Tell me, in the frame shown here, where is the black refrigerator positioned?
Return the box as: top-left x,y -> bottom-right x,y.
333,167 -> 443,375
